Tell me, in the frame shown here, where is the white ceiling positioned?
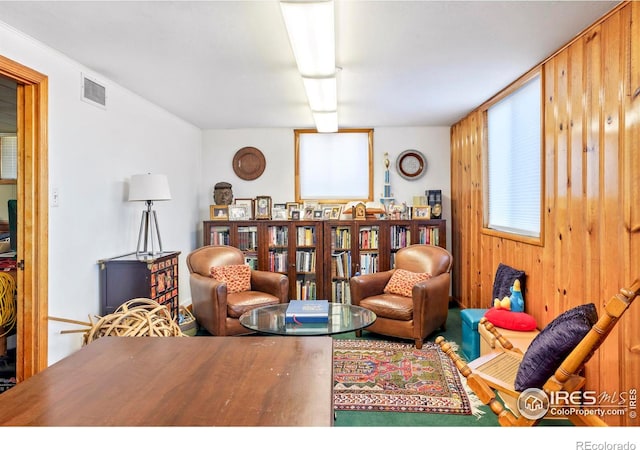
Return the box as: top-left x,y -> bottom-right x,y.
0,0 -> 618,130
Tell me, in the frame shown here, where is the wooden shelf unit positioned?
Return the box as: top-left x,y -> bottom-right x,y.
202,219 -> 446,302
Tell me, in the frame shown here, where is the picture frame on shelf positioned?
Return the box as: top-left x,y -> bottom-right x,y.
228,204 -> 249,221
322,207 -> 332,219
291,210 -> 301,221
272,208 -> 288,220
255,196 -> 272,219
210,205 -> 229,220
330,205 -> 343,220
234,198 -> 254,219
413,205 -> 431,219
313,209 -> 323,220
303,206 -> 315,220
286,202 -> 300,218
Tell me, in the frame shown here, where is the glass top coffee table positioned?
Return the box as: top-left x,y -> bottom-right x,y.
239,303 -> 376,336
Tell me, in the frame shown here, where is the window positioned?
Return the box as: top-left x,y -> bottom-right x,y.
295,129 -> 373,203
485,73 -> 542,239
0,134 -> 17,180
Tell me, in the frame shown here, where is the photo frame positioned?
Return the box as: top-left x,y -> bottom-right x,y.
255,196 -> 272,219
286,202 -> 300,218
210,205 -> 229,220
228,204 -> 249,221
322,207 -> 332,219
272,208 -> 288,220
313,209 -> 323,220
291,210 -> 301,221
413,205 -> 431,219
234,198 -> 254,219
303,206 -> 315,220
330,205 -> 343,220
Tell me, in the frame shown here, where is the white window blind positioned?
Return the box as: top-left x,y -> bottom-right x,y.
487,75 -> 541,238
297,130 -> 372,201
0,135 -> 17,180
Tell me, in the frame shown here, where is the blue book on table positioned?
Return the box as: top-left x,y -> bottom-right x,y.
285,300 -> 329,323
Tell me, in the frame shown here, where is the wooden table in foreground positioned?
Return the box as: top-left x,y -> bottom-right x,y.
0,336 -> 334,426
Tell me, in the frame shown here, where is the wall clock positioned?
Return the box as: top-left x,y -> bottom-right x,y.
396,149 -> 427,180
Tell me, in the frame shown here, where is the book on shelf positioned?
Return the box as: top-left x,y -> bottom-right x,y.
285,300 -> 329,323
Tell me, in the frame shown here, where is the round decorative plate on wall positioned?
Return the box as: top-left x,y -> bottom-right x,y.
396,149 -> 427,180
233,146 -> 266,180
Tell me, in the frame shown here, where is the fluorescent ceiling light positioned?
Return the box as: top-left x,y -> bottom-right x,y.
302,76 -> 337,112
313,111 -> 338,133
280,1 -> 335,77
281,0 -> 338,133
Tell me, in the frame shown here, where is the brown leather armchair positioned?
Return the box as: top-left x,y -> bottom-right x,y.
350,244 -> 453,349
187,245 -> 289,336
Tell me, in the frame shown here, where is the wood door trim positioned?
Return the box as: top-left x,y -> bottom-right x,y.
0,54 -> 49,380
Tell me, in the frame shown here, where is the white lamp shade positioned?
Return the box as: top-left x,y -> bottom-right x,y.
128,173 -> 172,201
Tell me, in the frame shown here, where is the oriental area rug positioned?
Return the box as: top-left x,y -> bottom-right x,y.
333,339 -> 473,415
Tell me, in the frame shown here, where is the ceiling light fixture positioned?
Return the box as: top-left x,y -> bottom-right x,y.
280,0 -> 338,133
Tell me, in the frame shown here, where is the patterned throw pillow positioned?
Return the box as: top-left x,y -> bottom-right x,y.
210,264 -> 251,294
383,269 -> 432,298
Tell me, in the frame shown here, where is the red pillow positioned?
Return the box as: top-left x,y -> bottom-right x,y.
484,307 -> 537,331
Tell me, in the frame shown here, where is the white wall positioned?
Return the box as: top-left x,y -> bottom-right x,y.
201,127 -> 451,249
0,22 -> 203,364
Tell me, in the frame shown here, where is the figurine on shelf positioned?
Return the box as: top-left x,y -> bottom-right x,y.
213,182 -> 233,205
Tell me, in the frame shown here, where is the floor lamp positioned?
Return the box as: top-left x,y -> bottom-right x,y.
128,173 -> 172,257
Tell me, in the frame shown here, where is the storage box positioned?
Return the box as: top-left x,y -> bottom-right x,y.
460,308 -> 488,362
479,323 -> 539,355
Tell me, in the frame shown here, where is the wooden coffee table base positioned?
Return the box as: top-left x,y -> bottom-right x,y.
0,336 -> 334,426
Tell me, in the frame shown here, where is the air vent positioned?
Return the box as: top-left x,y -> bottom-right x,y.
81,74 -> 106,108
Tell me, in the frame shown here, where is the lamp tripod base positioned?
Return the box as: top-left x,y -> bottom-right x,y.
136,201 -> 164,257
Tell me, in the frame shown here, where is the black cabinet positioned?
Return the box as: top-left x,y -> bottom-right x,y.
98,251 -> 180,318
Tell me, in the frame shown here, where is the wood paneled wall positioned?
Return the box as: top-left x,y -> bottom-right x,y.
450,2 -> 639,426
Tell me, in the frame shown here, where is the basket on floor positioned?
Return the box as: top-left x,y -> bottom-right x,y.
178,306 -> 197,336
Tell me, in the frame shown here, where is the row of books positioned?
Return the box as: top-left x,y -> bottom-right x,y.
237,227 -> 258,251
268,226 -> 288,246
331,280 -> 351,304
359,226 -> 379,249
296,226 -> 316,246
295,279 -> 317,300
331,227 -> 351,249
418,226 -> 440,246
268,250 -> 288,272
210,230 -> 230,245
359,252 -> 378,274
295,250 -> 316,272
331,251 -> 351,278
390,225 -> 411,249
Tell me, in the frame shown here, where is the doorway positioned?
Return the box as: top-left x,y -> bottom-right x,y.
0,54 -> 49,381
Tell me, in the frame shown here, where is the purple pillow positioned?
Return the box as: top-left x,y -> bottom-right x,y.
514,303 -> 597,391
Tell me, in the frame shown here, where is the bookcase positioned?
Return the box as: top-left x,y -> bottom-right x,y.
204,220 -> 324,300
202,219 -> 446,303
